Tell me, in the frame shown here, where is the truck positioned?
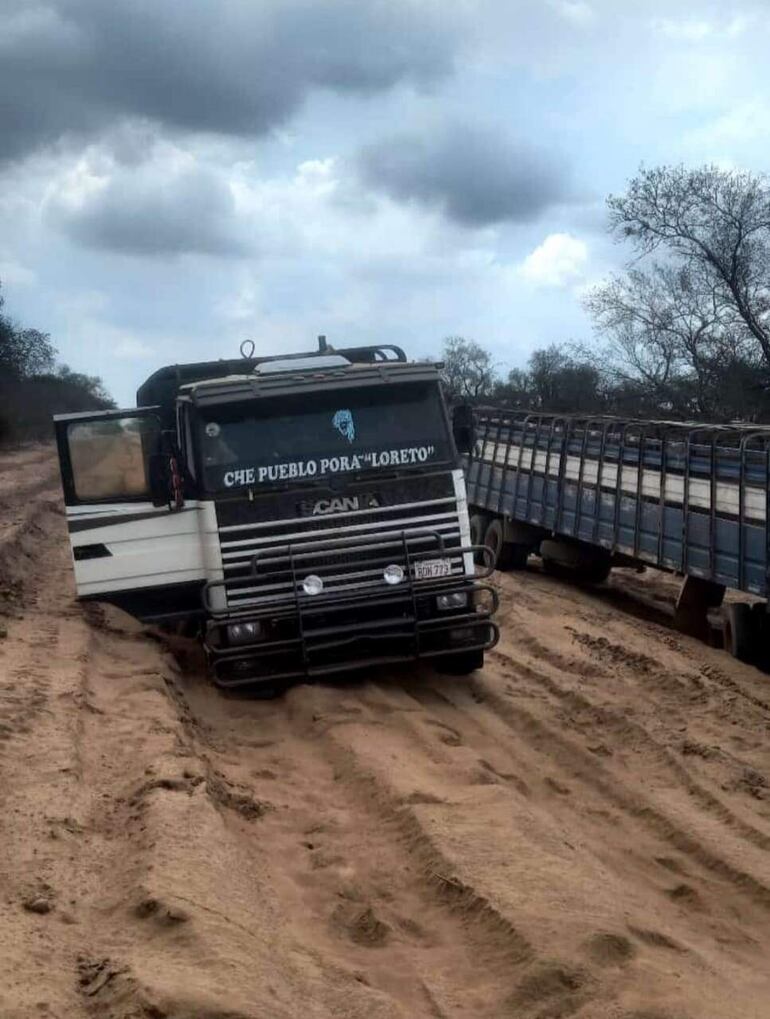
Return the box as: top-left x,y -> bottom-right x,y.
465,407 -> 770,664
53,340 -> 498,691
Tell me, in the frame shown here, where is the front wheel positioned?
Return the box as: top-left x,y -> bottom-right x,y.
469,512 -> 489,565
434,649 -> 484,675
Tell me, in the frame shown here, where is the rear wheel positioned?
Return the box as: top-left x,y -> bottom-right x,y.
723,603 -> 757,662
435,649 -> 484,675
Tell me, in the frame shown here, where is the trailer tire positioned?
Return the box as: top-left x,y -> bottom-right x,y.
435,649 -> 484,675
724,603 -> 756,663
483,518 -> 528,570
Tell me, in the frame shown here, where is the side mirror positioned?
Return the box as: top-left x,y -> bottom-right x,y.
148,452 -> 184,509
452,403 -> 475,453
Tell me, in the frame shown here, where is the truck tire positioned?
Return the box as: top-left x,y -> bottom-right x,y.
435,649 -> 484,675
483,518 -> 529,570
724,603 -> 756,662
469,512 -> 488,564
469,512 -> 487,548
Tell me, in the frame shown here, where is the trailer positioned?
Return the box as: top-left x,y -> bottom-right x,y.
53,341 -> 498,692
465,408 -> 770,663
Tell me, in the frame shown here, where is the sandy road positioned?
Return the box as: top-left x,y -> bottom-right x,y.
1,445 -> 770,1018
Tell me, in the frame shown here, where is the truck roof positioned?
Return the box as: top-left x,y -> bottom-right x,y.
181,359 -> 442,413
136,340 -> 442,425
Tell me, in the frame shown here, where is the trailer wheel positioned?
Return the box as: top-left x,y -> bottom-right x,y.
483,518 -> 528,570
723,603 -> 756,662
435,649 -> 484,675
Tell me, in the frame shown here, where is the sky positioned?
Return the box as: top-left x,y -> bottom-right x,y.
1,1 -> 769,406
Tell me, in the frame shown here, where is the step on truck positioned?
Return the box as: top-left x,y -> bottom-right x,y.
54,340 -> 498,690
465,408 -> 770,664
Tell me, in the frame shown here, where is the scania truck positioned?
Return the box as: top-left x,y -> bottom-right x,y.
54,340 -> 498,690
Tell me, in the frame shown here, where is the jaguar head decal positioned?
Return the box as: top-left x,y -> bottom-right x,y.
332,409 -> 355,443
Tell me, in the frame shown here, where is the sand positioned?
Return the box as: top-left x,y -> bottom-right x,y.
1,444 -> 769,1018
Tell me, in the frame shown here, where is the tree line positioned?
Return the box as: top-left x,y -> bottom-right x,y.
441,164 -> 770,423
0,283 -> 113,444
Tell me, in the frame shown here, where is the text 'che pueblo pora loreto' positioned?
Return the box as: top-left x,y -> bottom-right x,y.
221,445 -> 438,489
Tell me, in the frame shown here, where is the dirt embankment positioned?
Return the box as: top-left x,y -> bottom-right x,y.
1,444 -> 769,1018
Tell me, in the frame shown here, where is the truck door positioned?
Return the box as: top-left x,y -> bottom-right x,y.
54,408 -> 208,603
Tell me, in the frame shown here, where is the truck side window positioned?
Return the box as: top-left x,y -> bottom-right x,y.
68,418 -> 158,501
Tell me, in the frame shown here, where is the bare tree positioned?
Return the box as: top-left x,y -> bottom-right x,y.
606,165 -> 770,366
439,336 -> 497,402
583,165 -> 770,420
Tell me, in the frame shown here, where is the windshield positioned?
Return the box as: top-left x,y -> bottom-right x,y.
197,381 -> 451,491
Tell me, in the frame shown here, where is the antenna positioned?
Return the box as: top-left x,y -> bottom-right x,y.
240,339 -> 256,359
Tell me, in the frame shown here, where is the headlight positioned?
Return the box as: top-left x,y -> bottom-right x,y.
383,564 -> 405,585
227,621 -> 263,645
436,591 -> 469,611
302,574 -> 324,596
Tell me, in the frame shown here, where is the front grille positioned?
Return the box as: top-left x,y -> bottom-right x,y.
215,490 -> 467,611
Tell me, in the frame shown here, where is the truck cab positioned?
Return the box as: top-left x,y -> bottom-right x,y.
54,341 -> 498,689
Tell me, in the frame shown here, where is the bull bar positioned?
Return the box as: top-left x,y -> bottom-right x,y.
202,528 -> 498,687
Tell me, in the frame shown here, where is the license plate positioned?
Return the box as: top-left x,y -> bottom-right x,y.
414,558 -> 452,580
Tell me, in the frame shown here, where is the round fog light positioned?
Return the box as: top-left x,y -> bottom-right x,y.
302,574 -> 324,596
383,564 -> 405,585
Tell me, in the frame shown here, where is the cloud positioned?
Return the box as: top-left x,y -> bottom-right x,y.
357,122 -> 570,227
45,136 -> 247,257
652,13 -> 752,42
685,99 -> 770,151
0,0 -> 460,164
549,1 -> 594,26
518,233 -> 588,287
0,258 -> 36,288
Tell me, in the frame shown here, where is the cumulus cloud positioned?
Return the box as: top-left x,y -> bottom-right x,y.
45,136 -> 247,257
357,122 -> 570,227
0,0 -> 460,163
518,233 -> 588,287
